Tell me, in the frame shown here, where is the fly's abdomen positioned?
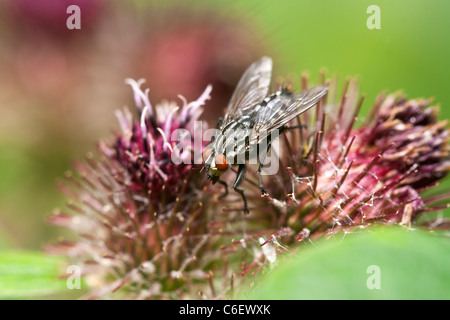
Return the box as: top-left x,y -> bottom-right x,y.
251,91 -> 293,129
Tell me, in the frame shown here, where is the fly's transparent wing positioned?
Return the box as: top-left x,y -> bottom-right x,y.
222,57 -> 272,126
250,85 -> 328,144
268,85 -> 328,129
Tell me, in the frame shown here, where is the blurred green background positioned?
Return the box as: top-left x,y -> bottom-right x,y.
0,0 -> 449,252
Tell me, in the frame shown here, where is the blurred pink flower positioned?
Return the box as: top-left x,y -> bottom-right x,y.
5,0 -> 105,37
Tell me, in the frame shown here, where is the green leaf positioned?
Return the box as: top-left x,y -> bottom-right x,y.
0,251 -> 69,299
243,226 -> 450,300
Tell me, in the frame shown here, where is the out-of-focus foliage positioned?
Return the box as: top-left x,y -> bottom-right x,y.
0,251 -> 70,299
243,226 -> 450,299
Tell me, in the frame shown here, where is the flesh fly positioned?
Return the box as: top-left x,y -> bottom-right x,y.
202,57 -> 328,213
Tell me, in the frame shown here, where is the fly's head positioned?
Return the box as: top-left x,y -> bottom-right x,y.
201,148 -> 229,184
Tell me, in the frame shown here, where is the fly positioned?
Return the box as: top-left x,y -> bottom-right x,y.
201,56 -> 328,214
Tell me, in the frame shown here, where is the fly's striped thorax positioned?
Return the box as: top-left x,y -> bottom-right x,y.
214,115 -> 253,165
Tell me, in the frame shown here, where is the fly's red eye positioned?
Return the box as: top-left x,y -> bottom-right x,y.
202,148 -> 212,163
214,155 -> 228,172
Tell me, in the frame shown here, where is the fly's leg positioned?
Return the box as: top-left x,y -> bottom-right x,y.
258,141 -> 271,196
215,117 -> 223,130
280,124 -> 307,133
218,180 -> 228,199
233,164 -> 249,214
210,117 -> 223,144
214,117 -> 223,139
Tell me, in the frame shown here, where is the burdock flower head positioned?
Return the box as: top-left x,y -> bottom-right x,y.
110,78 -> 211,207
216,75 -> 450,275
297,78 -> 450,231
48,79 -> 222,299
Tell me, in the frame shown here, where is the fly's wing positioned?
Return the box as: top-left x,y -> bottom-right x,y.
250,85 -> 328,144
222,57 -> 273,126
